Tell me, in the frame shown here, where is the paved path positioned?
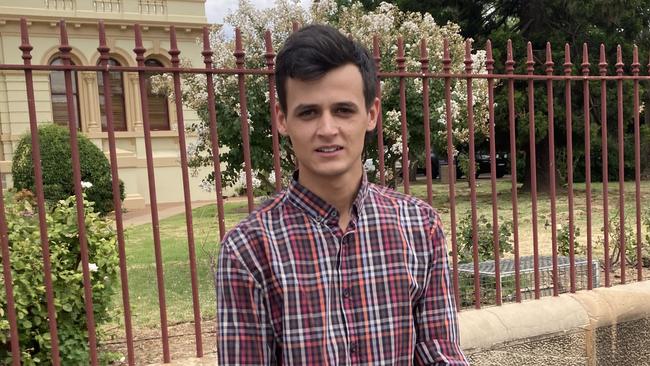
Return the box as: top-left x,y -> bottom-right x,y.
120,200 -> 216,227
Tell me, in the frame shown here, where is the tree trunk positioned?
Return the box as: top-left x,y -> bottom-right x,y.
521,136 -> 553,193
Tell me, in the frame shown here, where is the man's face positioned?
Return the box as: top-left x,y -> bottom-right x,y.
277,64 -> 378,185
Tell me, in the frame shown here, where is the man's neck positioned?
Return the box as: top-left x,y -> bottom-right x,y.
297,164 -> 363,223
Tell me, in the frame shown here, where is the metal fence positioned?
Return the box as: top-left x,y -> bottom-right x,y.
0,18 -> 648,365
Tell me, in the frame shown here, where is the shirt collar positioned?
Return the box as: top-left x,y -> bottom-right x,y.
286,170 -> 369,224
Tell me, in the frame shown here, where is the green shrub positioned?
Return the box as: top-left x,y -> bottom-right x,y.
11,124 -> 124,215
455,212 -> 514,263
0,190 -> 121,365
557,224 -> 583,257
598,210 -> 648,268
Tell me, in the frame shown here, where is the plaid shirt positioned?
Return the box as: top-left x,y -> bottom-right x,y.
216,172 -> 467,365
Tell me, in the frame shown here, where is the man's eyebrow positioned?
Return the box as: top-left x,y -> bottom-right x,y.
293,104 -> 320,113
332,101 -> 359,110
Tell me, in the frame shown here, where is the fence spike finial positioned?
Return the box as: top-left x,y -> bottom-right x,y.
485,39 -> 494,73
396,36 -> 405,72
133,24 -> 145,66
545,42 -> 553,74
19,18 -> 33,62
505,39 -> 514,73
442,38 -> 451,74
420,38 -> 429,73
632,45 -> 640,75
464,39 -> 473,73
599,44 -> 607,75
373,35 -> 381,70
581,43 -> 590,75
234,28 -> 245,68
564,43 -> 572,74
201,26 -> 213,67
615,44 -> 624,75
169,26 -> 181,67
526,41 -> 534,74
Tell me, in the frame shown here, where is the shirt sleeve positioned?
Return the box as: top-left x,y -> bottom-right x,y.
216,242 -> 278,365
413,214 -> 469,365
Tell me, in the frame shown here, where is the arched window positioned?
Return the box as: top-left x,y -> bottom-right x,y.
145,58 -> 170,130
97,58 -> 127,131
49,57 -> 81,129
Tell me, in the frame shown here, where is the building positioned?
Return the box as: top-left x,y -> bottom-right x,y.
0,0 -> 217,209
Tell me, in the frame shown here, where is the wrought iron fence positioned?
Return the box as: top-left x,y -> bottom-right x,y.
0,17 -> 647,365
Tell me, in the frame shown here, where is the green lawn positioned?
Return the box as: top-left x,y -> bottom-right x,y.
115,201 -> 248,328
113,177 -> 650,328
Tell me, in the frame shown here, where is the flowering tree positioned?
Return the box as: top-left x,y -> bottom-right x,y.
162,0 -> 490,194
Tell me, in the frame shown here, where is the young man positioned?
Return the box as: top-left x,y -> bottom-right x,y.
216,24 -> 468,365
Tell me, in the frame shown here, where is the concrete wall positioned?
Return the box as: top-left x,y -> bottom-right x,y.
461,281 -> 650,365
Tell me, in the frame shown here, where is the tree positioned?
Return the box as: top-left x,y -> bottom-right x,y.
377,0 -> 650,189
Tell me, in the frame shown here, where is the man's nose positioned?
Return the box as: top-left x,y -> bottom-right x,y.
316,112 -> 338,136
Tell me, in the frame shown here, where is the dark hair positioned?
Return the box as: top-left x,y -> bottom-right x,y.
275,24 -> 377,113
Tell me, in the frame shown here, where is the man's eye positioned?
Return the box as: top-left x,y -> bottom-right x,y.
335,108 -> 354,115
298,110 -> 317,118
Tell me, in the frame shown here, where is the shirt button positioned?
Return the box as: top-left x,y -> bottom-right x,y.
350,343 -> 357,354
343,288 -> 350,298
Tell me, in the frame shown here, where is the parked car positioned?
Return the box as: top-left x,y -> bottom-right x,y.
475,152 -> 509,178
418,150 -> 509,179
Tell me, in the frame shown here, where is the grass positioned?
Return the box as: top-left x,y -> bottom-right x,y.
400,176 -> 650,260
112,176 -> 650,328
113,201 -> 248,328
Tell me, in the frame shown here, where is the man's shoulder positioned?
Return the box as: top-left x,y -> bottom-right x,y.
221,191 -> 287,249
367,182 -> 440,220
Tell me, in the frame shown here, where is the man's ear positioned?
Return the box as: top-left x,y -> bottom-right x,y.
367,97 -> 380,132
276,102 -> 289,136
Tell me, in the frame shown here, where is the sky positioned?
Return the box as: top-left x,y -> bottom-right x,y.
204,0 -> 313,24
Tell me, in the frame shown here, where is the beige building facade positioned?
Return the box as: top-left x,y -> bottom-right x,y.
0,0 -> 219,209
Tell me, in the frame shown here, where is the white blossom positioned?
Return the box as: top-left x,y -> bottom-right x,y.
364,159 -> 376,173
81,181 -> 93,189
88,263 -> 98,272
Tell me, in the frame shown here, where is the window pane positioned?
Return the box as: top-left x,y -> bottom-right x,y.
145,58 -> 170,130
98,58 -> 127,131
49,57 -> 80,129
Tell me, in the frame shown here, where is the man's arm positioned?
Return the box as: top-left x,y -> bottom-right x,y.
413,214 -> 468,365
216,242 -> 277,365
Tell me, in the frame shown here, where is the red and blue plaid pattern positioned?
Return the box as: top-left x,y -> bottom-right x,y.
216,173 -> 468,365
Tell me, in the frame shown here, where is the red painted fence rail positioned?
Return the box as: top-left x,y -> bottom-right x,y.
0,19 -> 647,364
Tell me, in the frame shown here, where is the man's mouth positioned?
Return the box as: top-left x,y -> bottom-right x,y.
316,146 -> 343,153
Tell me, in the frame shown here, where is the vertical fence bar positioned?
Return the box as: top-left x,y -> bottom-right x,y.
564,44 -> 576,293
582,44 -> 594,290
134,24 -> 170,362
234,29 -> 255,212
58,21 -> 99,365
615,45 -> 625,284
486,40 -> 501,305
506,40 -> 521,302
443,39 -> 460,307
202,27 -> 226,240
169,26 -> 203,356
97,21 -> 135,365
373,36 -> 386,186
420,39 -> 433,205
599,44 -> 610,287
464,40 -> 481,309
397,37 -> 409,193
19,18 -> 61,365
526,42 -> 541,298
545,43 -> 559,297
264,31 -> 282,193
0,157 -> 20,366
633,47 -> 642,281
